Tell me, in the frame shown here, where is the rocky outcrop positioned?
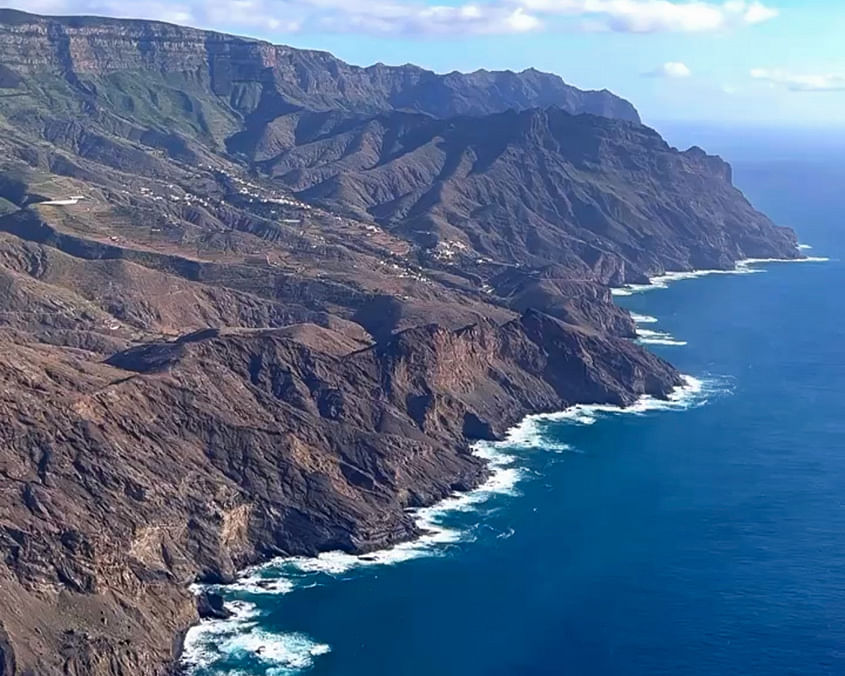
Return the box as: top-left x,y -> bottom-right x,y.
196,592 -> 232,620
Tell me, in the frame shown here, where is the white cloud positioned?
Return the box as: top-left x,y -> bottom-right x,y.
645,61 -> 692,78
315,2 -> 543,35
750,68 -> 845,92
11,0 -> 780,37
742,1 -> 779,23
24,0 -> 194,23
18,0 -> 545,36
519,0 -> 779,33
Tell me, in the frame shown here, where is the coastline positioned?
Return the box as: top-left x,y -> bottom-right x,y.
180,382 -> 705,674
612,254 -> 829,297
178,251 -> 826,675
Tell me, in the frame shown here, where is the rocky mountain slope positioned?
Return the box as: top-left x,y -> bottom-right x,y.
247,107 -> 798,279
0,9 -> 802,676
1,313 -> 680,675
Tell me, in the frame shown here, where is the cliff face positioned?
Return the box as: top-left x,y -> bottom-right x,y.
0,9 -> 802,676
0,9 -> 640,124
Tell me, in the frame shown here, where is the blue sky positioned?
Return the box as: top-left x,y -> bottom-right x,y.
20,0 -> 845,128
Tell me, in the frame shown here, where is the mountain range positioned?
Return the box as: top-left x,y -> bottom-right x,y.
0,9 -> 801,676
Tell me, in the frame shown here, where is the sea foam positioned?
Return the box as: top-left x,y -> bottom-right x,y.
611,252 -> 828,297
637,328 -> 688,347
738,256 -> 830,265
612,266 -> 760,296
631,311 -> 687,346
181,599 -> 330,675
630,313 -> 658,324
509,375 -> 705,429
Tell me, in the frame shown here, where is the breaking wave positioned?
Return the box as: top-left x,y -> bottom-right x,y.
637,328 -> 688,347
630,313 -> 658,324
612,266 -> 760,296
612,253 -> 829,297
181,600 -> 331,676
630,311 -> 687,346
739,256 -> 830,265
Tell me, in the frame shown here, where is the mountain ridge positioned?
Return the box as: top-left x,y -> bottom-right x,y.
0,8 -> 641,124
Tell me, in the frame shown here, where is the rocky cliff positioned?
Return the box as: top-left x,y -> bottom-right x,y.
0,8 -> 640,124
0,9 -> 802,676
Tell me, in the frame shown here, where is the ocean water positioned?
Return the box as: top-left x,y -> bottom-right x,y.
184,157 -> 845,676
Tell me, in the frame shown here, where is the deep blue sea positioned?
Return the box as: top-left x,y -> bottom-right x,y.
184,142 -> 845,676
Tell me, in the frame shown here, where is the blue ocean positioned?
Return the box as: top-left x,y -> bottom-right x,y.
184,135 -> 845,676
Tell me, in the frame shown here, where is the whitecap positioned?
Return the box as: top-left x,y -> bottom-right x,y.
639,337 -> 688,346
496,527 -> 516,540
613,253 -> 830,296
182,600 -> 330,675
636,328 -> 688,347
218,630 -> 330,672
613,266 -> 760,295
506,375 -> 705,428
501,416 -> 574,453
630,313 -> 658,324
737,256 -> 830,266
225,572 -> 296,596
181,600 -> 260,670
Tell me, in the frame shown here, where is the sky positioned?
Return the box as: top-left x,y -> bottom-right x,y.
15,0 -> 845,128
